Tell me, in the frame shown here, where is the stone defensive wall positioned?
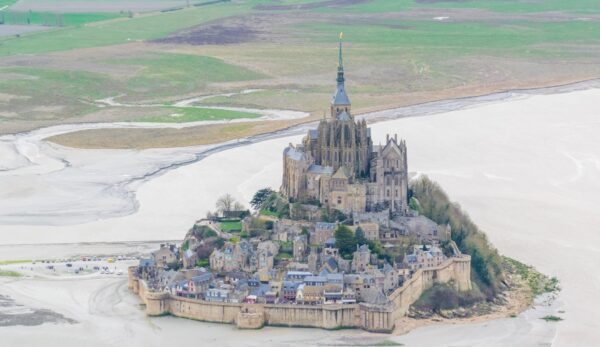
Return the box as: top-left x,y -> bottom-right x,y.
127,256 -> 471,333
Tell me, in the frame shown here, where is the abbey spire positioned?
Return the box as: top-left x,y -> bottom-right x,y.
331,32 -> 351,117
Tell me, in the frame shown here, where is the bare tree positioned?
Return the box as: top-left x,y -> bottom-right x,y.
216,194 -> 235,214
233,201 -> 246,211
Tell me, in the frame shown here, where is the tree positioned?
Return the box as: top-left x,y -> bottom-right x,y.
216,194 -> 235,214
409,197 -> 421,213
250,188 -> 274,210
301,227 -> 309,237
410,175 -> 504,298
355,227 -> 367,245
334,225 -> 356,258
233,202 -> 246,211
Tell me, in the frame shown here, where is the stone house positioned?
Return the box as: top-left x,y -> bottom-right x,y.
292,235 -> 307,261
352,244 -> 371,272
209,241 -> 256,273
187,272 -> 213,299
296,284 -> 324,305
355,222 -> 379,241
303,275 -> 326,287
281,281 -> 300,302
404,244 -> 446,271
182,248 -> 197,269
205,288 -> 231,302
313,222 -> 337,245
285,271 -> 312,282
323,284 -> 343,303
151,244 -> 178,268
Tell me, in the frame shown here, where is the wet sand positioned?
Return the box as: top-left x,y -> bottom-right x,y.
2,84 -> 600,345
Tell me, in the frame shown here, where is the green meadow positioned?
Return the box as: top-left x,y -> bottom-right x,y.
1,0 -> 599,137
136,107 -> 260,123
111,53 -> 266,101
0,3 -> 250,56
324,0 -> 600,14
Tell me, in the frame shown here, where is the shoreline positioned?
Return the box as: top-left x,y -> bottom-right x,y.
393,270 -> 536,336
42,76 -> 600,150
4,83 -> 594,344
1,80 -> 600,237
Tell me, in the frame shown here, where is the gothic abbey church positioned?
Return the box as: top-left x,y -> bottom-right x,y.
282,39 -> 409,215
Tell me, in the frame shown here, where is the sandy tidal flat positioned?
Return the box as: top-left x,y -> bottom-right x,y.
1,86 -> 600,345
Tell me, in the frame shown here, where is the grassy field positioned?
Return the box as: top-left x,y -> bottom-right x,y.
0,0 -> 18,7
0,259 -> 30,265
136,107 -> 260,123
110,52 -> 266,101
219,220 -> 242,232
0,3 -> 250,56
328,0 -> 600,14
0,0 -> 599,146
0,11 -> 126,26
0,270 -> 21,277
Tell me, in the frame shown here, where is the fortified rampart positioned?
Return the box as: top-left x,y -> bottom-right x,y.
127,256 -> 470,332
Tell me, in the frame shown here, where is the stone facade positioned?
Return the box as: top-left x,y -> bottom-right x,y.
129,255 -> 471,333
281,41 -> 409,215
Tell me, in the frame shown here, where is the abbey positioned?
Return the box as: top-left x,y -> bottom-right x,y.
282,40 -> 409,215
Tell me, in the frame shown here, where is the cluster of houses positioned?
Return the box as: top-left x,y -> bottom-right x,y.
137,214 -> 453,306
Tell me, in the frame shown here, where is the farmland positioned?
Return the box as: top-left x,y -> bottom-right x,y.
0,0 -> 599,147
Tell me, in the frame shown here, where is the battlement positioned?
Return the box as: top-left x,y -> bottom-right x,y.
129,257 -> 471,333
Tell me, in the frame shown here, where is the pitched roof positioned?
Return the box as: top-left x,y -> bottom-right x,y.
190,272 -> 212,283
283,146 -> 305,161
363,288 -> 390,306
304,276 -> 326,283
332,166 -> 350,179
315,222 -> 336,230
139,258 -> 155,267
332,83 -> 351,106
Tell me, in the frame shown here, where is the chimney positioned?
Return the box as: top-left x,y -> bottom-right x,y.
394,134 -> 398,142
386,134 -> 389,143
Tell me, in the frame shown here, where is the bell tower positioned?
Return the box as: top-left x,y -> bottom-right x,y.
331,32 -> 351,118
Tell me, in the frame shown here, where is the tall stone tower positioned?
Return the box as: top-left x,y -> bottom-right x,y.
331,33 -> 351,117
304,34 -> 372,178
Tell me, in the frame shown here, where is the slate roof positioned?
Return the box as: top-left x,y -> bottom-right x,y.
282,281 -> 300,291
315,222 -> 336,230
332,83 -> 350,105
363,288 -> 390,306
190,272 -> 212,284
304,276 -> 326,284
325,237 -> 337,247
357,244 -> 370,253
283,146 -> 305,161
326,273 -> 344,284
322,257 -> 339,272
332,166 -> 350,179
139,258 -> 155,267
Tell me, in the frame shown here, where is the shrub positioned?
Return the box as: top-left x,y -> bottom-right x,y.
335,225 -> 356,258
410,176 -> 504,298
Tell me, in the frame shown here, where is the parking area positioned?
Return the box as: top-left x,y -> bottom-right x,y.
1,256 -> 138,278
